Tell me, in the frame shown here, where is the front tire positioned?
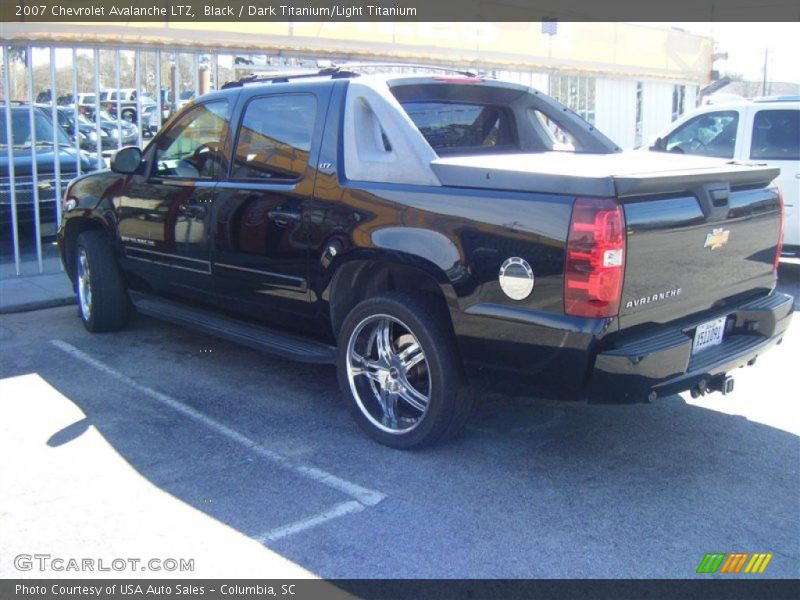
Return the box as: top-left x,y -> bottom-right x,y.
336,293 -> 474,449
75,230 -> 130,332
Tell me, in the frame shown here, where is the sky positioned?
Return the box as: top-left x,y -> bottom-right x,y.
643,22 -> 799,84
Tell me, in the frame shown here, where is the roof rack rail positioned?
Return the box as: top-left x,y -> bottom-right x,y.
220,62 -> 479,89
221,70 -> 334,89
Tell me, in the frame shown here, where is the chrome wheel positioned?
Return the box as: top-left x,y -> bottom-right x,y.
77,247 -> 92,321
346,314 -> 431,434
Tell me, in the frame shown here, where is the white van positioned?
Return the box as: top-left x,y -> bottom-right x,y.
647,96 -> 800,256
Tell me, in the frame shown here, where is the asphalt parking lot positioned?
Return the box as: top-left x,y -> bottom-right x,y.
1,265 -> 798,580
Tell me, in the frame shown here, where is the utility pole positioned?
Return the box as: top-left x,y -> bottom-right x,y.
762,48 -> 768,96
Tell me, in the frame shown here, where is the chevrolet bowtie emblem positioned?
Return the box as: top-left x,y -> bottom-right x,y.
704,228 -> 730,250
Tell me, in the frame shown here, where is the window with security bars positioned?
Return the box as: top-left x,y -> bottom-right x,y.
549,74 -> 596,125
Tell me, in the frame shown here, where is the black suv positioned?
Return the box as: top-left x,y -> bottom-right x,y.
2,106 -> 102,236
58,68 -> 791,448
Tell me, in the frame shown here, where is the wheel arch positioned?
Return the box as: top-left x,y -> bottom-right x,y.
61,216 -> 112,283
327,252 -> 459,339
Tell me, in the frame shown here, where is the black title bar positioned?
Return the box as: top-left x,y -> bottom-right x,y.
3,579 -> 800,600
2,0 -> 799,22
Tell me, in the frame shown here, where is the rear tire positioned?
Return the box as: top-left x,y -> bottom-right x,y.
75,230 -> 130,332
336,292 -> 474,449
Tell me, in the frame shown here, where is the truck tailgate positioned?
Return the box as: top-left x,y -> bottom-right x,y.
619,184 -> 781,327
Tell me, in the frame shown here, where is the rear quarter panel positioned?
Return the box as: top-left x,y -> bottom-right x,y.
306,172 -> 590,395
309,178 -> 572,314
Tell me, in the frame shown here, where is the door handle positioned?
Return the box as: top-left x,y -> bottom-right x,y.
268,209 -> 302,226
178,203 -> 206,219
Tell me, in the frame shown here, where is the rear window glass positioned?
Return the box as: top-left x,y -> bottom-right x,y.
399,101 -> 517,155
750,109 -> 800,160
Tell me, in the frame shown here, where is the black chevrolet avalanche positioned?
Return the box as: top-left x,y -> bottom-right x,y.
58,67 -> 793,448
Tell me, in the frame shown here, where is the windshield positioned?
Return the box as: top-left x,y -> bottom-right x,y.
58,109 -> 93,127
96,109 -> 119,124
0,110 -> 71,146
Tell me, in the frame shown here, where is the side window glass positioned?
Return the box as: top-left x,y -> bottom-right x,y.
751,110 -> 800,160
153,100 -> 230,180
664,111 -> 738,158
232,94 -> 316,181
532,109 -> 576,151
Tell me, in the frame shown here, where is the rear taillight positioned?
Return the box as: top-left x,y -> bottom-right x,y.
774,187 -> 784,271
564,197 -> 626,318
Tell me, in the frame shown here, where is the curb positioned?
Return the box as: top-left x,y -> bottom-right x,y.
0,296 -> 76,315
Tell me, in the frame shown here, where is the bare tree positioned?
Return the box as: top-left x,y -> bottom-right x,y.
721,72 -> 763,99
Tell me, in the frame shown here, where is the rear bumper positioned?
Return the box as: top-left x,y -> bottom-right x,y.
587,292 -> 794,403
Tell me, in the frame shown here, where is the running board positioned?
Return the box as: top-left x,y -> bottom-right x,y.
129,292 -> 336,364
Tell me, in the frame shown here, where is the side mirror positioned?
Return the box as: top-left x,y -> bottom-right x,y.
111,146 -> 142,174
649,136 -> 664,150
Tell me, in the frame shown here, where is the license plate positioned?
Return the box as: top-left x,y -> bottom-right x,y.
692,317 -> 726,355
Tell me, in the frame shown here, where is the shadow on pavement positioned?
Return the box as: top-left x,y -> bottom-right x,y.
6,309 -> 793,579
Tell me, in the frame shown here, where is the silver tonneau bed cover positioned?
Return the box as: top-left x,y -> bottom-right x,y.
430,151 -> 779,198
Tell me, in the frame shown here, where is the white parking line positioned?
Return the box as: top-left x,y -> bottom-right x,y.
50,339 -> 386,542
293,465 -> 384,506
256,500 -> 365,543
